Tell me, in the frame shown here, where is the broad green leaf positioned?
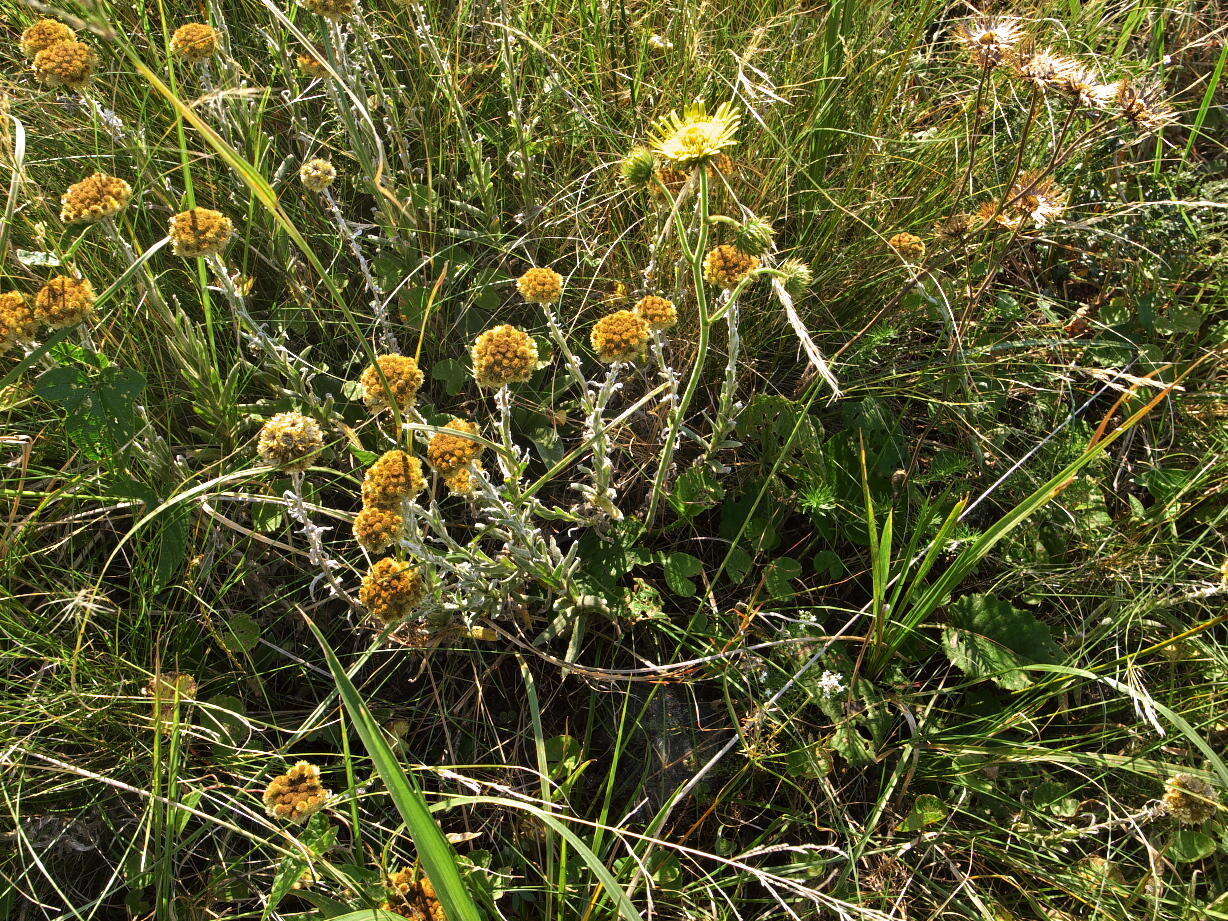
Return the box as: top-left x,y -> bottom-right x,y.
661,552 -> 704,597
764,556 -> 802,599
942,594 -> 1060,690
1170,829 -> 1217,863
897,794 -> 948,832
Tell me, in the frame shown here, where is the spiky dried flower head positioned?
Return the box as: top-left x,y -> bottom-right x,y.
303,0 -> 356,18
1015,49 -> 1080,93
171,23 -> 219,61
651,100 -> 740,168
32,40 -> 98,90
257,412 -> 324,471
1049,60 -> 1115,108
426,418 -> 483,473
1008,171 -> 1068,227
0,293 -> 37,355
591,309 -> 650,363
516,266 -> 564,305
1163,773 -> 1219,825
953,16 -> 1023,68
299,158 -> 337,192
145,672 -> 197,731
733,215 -> 776,256
634,294 -> 677,331
21,19 -> 75,57
298,53 -> 330,78
703,245 -> 759,288
1114,78 -> 1176,131
471,324 -> 538,388
383,868 -> 446,921
359,558 -> 426,625
34,276 -> 95,329
361,449 -> 425,506
933,212 -> 973,240
888,232 -> 926,261
777,259 -> 814,297
60,173 -> 132,224
169,207 -> 233,257
263,761 -> 330,823
360,354 -> 424,412
354,505 -> 406,552
619,146 -> 656,189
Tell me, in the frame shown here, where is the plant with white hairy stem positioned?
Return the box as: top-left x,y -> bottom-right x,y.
571,365 -> 626,522
286,471 -> 352,605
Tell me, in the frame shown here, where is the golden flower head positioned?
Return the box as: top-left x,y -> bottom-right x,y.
0,292 -> 38,354
21,19 -> 76,57
262,761 -> 330,823
171,23 -> 219,61
591,309 -> 649,363
354,505 -> 405,552
443,464 -> 480,496
619,146 -> 656,189
257,411 -> 324,471
383,868 -> 445,921
361,449 -> 426,506
360,353 -> 424,412
733,215 -> 775,257
297,53 -> 330,78
516,266 -> 564,305
888,232 -> 926,261
634,294 -> 677,331
777,258 -> 814,297
703,244 -> 759,288
471,324 -> 538,388
650,100 -> 740,168
169,207 -> 234,257
145,672 -> 197,732
1008,171 -> 1068,227
953,16 -> 1023,68
32,40 -> 98,90
299,158 -> 337,192
426,418 -> 483,473
60,173 -> 132,224
34,276 -> 95,329
1114,77 -> 1175,131
359,557 -> 426,625
1015,50 -> 1080,93
1163,773 -> 1219,825
303,0 -> 356,19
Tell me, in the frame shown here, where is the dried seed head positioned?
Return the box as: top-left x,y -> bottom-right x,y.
953,17 -> 1023,68
171,23 -> 220,61
299,158 -> 337,192
257,412 -> 324,471
169,207 -> 234,257
1163,773 -> 1219,825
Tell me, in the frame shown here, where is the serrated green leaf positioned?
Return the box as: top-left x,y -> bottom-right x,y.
942,593 -> 1060,690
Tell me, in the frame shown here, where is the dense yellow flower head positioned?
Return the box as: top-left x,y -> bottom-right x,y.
298,53 -> 330,78
303,0 -> 356,19
443,464 -> 479,496
34,276 -> 95,329
703,245 -> 759,288
634,295 -> 677,331
359,557 -> 426,625
361,449 -> 426,506
591,309 -> 650,363
360,354 -> 424,412
145,672 -> 197,732
383,869 -> 445,921
0,293 -> 38,354
171,23 -> 220,61
650,101 -> 740,168
257,411 -> 324,471
299,158 -> 337,192
471,324 -> 538,388
1163,773 -> 1219,825
33,40 -> 98,90
21,19 -> 75,57
516,266 -> 564,305
60,173 -> 132,224
426,418 -> 482,473
354,505 -> 405,552
169,207 -> 234,257
262,761 -> 330,823
887,232 -> 926,261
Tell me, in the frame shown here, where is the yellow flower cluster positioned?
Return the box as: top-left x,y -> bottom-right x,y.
303,0 -> 356,19
703,245 -> 759,288
442,465 -> 478,496
887,232 -> 926,261
262,761 -> 330,823
34,276 -> 96,329
471,324 -> 538,388
33,39 -> 98,90
426,418 -> 483,473
382,868 -> 446,921
257,412 -> 324,471
360,353 -> 424,412
591,309 -> 649,363
353,505 -> 406,553
1163,774 -> 1219,825
171,23 -> 220,62
20,19 -> 75,57
169,207 -> 234,257
359,557 -> 426,625
516,266 -> 564,305
634,295 -> 677,331
299,158 -> 337,192
298,53 -> 330,78
60,173 -> 132,224
361,449 -> 426,506
0,293 -> 37,355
